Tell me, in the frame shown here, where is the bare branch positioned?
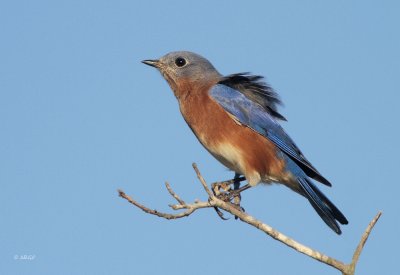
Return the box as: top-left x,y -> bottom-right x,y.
118,164 -> 382,275
204,195 -> 348,271
118,189 -> 210,219
192,163 -> 214,197
165,181 -> 186,205
345,211 -> 383,275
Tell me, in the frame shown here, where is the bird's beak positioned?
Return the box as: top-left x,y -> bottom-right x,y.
141,59 -> 160,68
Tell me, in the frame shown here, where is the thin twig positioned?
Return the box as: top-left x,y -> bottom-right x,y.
192,163 -> 214,197
118,189 -> 209,219
165,182 -> 186,205
346,211 -> 383,274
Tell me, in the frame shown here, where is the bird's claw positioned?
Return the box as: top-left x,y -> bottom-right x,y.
211,181 -> 245,220
213,206 -> 229,220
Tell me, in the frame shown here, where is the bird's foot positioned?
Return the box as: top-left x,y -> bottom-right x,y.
211,181 -> 232,220
211,175 -> 246,197
211,181 -> 247,219
212,181 -> 233,196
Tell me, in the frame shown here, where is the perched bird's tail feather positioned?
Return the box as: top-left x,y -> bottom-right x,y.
297,177 -> 348,234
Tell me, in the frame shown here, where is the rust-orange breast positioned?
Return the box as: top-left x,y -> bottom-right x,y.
178,89 -> 286,186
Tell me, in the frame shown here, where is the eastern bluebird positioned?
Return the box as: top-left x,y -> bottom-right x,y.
142,51 -> 348,234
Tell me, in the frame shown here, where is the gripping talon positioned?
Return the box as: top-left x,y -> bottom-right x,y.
211,177 -> 249,220
213,206 -> 229,220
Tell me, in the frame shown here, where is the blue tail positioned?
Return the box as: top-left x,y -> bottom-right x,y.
297,177 -> 348,234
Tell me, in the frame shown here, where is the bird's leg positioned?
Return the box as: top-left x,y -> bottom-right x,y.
232,173 -> 244,219
216,183 -> 251,205
211,174 -> 246,196
233,173 -> 241,191
211,174 -> 248,201
230,184 -> 251,198
232,173 -> 242,215
211,181 -> 233,220
211,174 -> 251,218
231,183 -> 251,217
211,174 -> 246,220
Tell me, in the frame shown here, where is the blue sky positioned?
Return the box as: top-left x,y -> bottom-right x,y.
1,1 -> 399,274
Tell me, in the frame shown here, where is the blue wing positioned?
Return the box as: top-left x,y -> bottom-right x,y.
209,83 -> 349,233
209,83 -> 331,186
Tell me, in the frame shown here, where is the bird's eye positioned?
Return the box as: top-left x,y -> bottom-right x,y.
175,57 -> 187,67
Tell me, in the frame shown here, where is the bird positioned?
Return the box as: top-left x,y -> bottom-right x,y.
142,51 -> 348,234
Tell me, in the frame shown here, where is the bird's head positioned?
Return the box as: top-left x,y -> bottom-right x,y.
142,51 -> 221,98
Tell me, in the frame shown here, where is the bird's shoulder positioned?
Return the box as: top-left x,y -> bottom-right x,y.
216,73 -> 286,121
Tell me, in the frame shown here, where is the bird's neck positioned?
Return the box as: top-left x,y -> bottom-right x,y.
170,74 -> 221,100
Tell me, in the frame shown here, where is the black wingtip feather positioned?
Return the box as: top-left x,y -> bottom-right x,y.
307,180 -> 348,225
298,178 -> 347,234
309,172 -> 332,187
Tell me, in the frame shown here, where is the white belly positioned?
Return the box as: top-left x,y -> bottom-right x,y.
210,142 -> 245,173
206,141 -> 262,186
